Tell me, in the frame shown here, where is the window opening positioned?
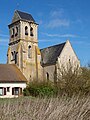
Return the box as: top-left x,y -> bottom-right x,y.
12,87 -> 19,95
30,27 -> 34,36
0,87 -> 3,96
11,28 -> 14,38
7,87 -> 10,92
28,45 -> 31,58
46,72 -> 49,81
15,27 -> 18,36
69,59 -> 70,62
4,88 -> 6,95
25,26 -> 28,35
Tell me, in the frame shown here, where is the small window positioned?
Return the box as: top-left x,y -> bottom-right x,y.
15,27 -> 18,36
25,26 -> 28,35
4,88 -> 6,95
30,27 -> 34,36
69,59 -> 70,62
11,28 -> 14,38
0,87 -> 3,96
12,88 -> 14,95
12,87 -> 19,95
7,87 -> 10,92
15,88 -> 19,95
28,45 -> 31,58
46,72 -> 49,81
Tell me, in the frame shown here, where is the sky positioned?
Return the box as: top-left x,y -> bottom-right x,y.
0,0 -> 90,66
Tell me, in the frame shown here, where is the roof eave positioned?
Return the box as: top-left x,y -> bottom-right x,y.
8,19 -> 38,28
20,19 -> 38,25
8,20 -> 20,28
0,81 -> 27,83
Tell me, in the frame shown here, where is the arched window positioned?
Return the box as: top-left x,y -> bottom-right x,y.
13,28 -> 14,35
46,72 -> 49,81
69,59 -> 71,63
15,27 -> 18,36
11,28 -> 14,38
28,45 -> 31,58
30,27 -> 34,36
25,26 -> 28,35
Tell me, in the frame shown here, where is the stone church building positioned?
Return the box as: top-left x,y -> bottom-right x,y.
0,10 -> 80,97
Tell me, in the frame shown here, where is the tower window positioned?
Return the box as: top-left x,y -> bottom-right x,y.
28,45 -> 31,58
30,27 -> 34,36
11,28 -> 14,38
25,26 -> 28,35
15,27 -> 18,36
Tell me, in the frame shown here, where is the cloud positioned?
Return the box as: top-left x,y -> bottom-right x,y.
50,9 -> 64,18
47,19 -> 70,28
45,9 -> 70,29
41,32 -> 87,38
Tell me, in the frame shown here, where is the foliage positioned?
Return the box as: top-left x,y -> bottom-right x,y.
23,81 -> 57,97
56,62 -> 90,96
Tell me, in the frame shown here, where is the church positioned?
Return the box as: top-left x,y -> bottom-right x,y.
0,10 -> 80,98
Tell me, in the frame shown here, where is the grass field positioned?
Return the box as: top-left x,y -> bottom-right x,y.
0,95 -> 90,120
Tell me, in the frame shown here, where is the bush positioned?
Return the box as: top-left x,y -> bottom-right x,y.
23,81 -> 57,97
56,64 -> 90,96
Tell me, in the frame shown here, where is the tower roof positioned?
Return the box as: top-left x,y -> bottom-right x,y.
40,42 -> 66,66
16,10 -> 35,22
11,10 -> 35,24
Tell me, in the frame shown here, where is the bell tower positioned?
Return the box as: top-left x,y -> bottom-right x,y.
7,10 -> 42,81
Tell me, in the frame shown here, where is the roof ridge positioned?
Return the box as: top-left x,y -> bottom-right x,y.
40,42 -> 66,50
16,10 -> 32,16
15,10 -> 21,19
16,10 -> 35,22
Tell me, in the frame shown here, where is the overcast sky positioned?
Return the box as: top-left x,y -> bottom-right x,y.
0,0 -> 90,66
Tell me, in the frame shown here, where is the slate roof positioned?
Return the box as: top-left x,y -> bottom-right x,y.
16,10 -> 35,22
0,64 -> 27,82
40,42 -> 66,66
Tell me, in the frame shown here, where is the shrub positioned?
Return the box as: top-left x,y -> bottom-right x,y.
23,81 -> 57,97
56,63 -> 90,96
